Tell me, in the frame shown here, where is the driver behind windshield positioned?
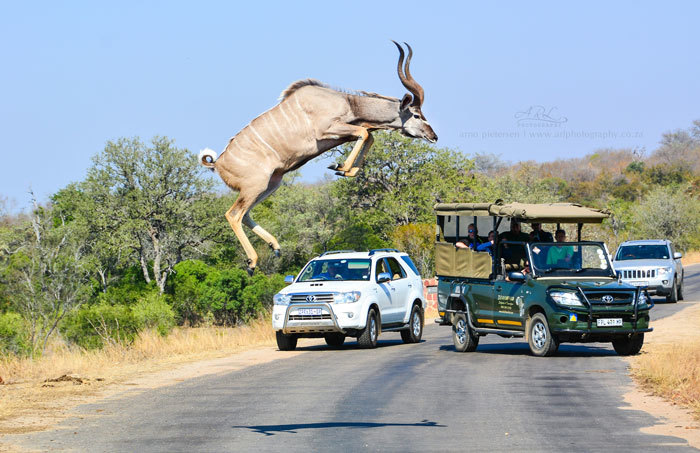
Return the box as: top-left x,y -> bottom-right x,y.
546,229 -> 574,267
314,261 -> 345,280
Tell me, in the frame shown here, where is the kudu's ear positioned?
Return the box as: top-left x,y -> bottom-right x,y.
400,93 -> 413,111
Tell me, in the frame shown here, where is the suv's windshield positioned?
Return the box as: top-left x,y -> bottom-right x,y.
615,245 -> 670,261
530,242 -> 614,277
298,258 -> 372,282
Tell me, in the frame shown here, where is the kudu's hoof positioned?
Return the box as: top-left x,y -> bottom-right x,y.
335,171 -> 346,177
327,163 -> 340,171
246,267 -> 255,277
273,249 -> 281,258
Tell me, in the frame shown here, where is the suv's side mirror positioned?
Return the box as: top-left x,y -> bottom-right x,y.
377,272 -> 392,283
507,271 -> 526,282
284,275 -> 295,284
673,252 -> 682,259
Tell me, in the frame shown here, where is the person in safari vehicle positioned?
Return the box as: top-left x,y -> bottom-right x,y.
545,229 -> 574,267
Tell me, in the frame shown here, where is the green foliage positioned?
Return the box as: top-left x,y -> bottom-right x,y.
327,221 -> 386,252
390,223 -> 434,277
62,302 -> 138,349
168,260 -> 284,326
0,312 -> 31,356
631,185 -> 700,252
132,292 -> 175,336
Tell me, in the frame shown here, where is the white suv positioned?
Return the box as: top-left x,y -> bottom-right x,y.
613,239 -> 684,303
272,249 -> 425,350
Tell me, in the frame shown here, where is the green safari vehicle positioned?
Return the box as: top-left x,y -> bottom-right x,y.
434,201 -> 653,356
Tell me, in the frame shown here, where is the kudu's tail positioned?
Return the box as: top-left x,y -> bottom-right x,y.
199,148 -> 217,170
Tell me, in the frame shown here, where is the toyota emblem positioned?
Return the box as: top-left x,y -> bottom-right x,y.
305,295 -> 316,303
601,295 -> 614,304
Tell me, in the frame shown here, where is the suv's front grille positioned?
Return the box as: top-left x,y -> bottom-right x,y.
288,314 -> 333,321
620,269 -> 656,279
584,291 -> 635,305
290,293 -> 335,304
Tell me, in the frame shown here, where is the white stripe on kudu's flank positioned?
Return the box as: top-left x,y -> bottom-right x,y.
279,102 -> 294,127
249,125 -> 281,160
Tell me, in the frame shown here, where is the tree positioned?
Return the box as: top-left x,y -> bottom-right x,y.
0,196 -> 90,354
390,223 -> 435,277
632,185 -> 700,252
82,137 -> 222,293
333,131 -> 477,234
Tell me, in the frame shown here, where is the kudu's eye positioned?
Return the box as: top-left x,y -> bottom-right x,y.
413,114 -> 420,119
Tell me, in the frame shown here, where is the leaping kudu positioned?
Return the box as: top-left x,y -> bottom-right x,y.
200,41 -> 437,274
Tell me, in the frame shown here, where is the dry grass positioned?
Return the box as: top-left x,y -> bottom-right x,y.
629,304 -> 700,420
682,250 -> 700,266
0,317 -> 275,427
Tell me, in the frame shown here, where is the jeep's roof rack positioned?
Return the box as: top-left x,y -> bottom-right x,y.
320,250 -> 356,256
368,248 -> 400,256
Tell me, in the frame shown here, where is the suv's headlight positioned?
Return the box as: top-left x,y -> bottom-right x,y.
657,267 -> 672,275
550,291 -> 584,307
273,293 -> 292,306
334,291 -> 361,304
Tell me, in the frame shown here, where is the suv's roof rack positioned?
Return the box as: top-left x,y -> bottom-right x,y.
320,250 -> 356,256
368,248 -> 400,256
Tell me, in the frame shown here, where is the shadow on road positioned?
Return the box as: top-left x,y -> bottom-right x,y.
438,342 -> 617,357
295,339 -> 419,352
233,419 -> 446,436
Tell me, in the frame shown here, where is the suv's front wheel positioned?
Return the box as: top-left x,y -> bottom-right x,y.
276,331 -> 298,351
357,309 -> 379,349
666,280 -> 678,303
401,304 -> 424,344
452,313 -> 479,352
527,313 -> 559,357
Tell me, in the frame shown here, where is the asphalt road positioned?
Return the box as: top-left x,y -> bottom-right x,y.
15,264 -> 700,452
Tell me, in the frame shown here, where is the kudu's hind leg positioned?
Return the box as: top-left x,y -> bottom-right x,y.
242,173 -> 284,257
225,192 -> 261,275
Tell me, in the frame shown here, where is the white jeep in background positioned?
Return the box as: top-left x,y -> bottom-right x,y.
613,239 -> 685,303
272,249 -> 426,350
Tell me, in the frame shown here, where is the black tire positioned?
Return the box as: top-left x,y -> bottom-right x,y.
324,333 -> 345,348
401,304 -> 424,344
452,313 -> 479,352
666,280 -> 678,303
612,333 -> 644,356
276,331 -> 298,351
527,313 -> 559,357
677,276 -> 684,301
357,309 -> 378,349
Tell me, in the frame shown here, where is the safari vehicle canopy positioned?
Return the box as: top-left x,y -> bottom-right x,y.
434,201 -> 610,278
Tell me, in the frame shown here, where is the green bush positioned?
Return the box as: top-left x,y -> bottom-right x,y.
61,303 -> 138,349
169,260 -> 285,326
132,292 -> 175,336
0,312 -> 31,356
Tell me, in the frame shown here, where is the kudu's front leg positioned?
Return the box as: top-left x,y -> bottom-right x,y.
324,124 -> 373,177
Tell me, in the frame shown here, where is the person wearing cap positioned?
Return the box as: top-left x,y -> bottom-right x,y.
455,223 -> 482,249
499,219 -> 529,243
530,222 -> 553,242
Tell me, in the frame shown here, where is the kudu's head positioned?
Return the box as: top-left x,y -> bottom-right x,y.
393,41 -> 438,143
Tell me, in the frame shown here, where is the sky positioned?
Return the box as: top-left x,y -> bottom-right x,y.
1,1 -> 699,212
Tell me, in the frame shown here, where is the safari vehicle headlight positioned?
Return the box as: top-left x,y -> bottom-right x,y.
637,291 -> 649,306
334,291 -> 361,304
549,291 -> 584,308
273,293 -> 292,306
657,267 -> 672,275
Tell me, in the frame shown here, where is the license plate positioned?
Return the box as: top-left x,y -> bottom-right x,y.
596,318 -> 623,327
629,281 -> 648,287
297,308 -> 322,316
